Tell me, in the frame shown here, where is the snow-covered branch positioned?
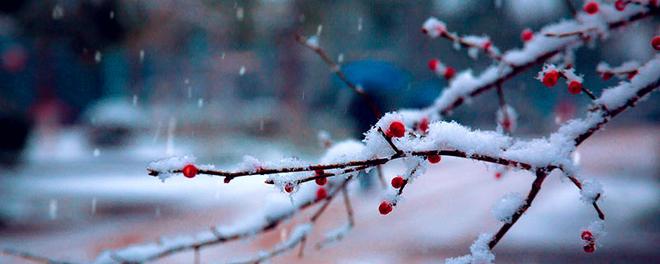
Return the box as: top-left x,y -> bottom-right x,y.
6,4 -> 658,264
423,4 -> 656,116
134,54 -> 659,263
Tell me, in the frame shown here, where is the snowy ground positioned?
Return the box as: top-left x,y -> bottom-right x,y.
0,126 -> 658,263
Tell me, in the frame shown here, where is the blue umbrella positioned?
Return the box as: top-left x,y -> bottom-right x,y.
336,60 -> 410,94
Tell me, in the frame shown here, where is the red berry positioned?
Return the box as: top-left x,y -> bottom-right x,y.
543,70 -> 560,87
495,172 -> 502,179
2,46 -> 27,73
418,117 -> 429,133
315,176 -> 327,186
568,81 -> 582,95
284,183 -> 295,193
614,0 -> 627,11
583,242 -> 596,253
583,1 -> 599,15
581,230 -> 593,241
483,41 -> 492,51
428,59 -> 440,71
378,200 -> 393,215
601,72 -> 613,80
391,176 -> 404,189
316,187 -> 327,200
428,154 -> 441,164
444,67 -> 455,79
627,70 -> 638,80
651,36 -> 660,51
182,164 -> 198,178
521,28 -> 533,42
386,121 -> 406,138
501,118 -> 511,131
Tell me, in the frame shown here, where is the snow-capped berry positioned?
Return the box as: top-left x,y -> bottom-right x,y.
284,183 -> 295,193
444,67 -> 456,79
378,200 -> 393,215
521,28 -> 533,42
428,59 -> 440,71
614,0 -> 627,11
422,17 -> 446,38
316,187 -> 327,200
543,70 -> 560,87
651,36 -> 660,51
386,121 -> 406,138
581,230 -> 593,241
568,81 -> 582,95
391,176 -> 404,189
583,1 -> 599,15
182,164 -> 198,178
315,176 -> 327,186
418,117 -> 429,133
428,154 -> 441,164
583,242 -> 596,253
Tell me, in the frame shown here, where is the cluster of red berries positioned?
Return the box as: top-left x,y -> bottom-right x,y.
385,121 -> 406,138
428,58 -> 456,80
581,230 -> 596,253
182,164 -> 198,178
387,118 -> 430,137
584,0 -> 657,14
541,69 -> 583,95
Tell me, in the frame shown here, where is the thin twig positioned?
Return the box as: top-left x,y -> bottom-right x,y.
377,127 -> 402,154
342,186 -> 355,226
295,34 -> 382,118
567,176 -> 606,220
489,169 -> 548,249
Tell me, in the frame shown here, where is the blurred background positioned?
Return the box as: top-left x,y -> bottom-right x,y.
0,0 -> 658,263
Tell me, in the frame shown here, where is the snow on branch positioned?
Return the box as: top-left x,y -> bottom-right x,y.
423,5 -> 656,117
